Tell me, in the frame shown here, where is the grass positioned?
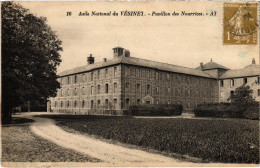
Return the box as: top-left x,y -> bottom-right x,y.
40,115 -> 259,164
1,117 -> 100,162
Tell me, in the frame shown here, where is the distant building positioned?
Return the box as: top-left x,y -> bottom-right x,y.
48,47 -> 260,115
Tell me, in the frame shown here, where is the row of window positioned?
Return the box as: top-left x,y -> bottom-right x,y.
55,99 -> 118,109
124,67 -> 215,87
58,82 -> 214,98
125,83 -> 214,98
60,67 -> 118,84
220,77 -> 260,87
219,89 -> 260,98
59,83 -> 117,96
53,98 -> 207,110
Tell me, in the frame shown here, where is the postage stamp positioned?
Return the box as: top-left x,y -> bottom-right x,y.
223,2 -> 258,45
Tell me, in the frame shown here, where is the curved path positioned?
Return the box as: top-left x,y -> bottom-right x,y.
20,113 -> 257,167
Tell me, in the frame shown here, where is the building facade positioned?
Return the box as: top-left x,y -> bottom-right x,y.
48,47 -> 260,115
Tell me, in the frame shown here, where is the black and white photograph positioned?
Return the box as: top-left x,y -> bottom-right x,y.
1,1 -> 259,167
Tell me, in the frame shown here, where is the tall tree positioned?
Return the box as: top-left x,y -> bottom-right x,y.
2,2 -> 62,122
228,85 -> 256,111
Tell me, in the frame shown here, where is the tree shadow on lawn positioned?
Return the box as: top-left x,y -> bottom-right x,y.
35,114 -> 133,122
2,117 -> 34,127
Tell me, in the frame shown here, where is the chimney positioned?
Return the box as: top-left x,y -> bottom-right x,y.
200,62 -> 204,70
103,58 -> 107,62
252,58 -> 256,64
87,54 -> 95,65
125,49 -> 130,57
112,47 -> 124,58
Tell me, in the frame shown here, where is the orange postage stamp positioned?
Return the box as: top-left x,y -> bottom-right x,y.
223,2 -> 258,45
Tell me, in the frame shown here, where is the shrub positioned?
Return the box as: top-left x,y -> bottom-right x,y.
129,104 -> 183,116
193,102 -> 259,120
243,103 -> 260,120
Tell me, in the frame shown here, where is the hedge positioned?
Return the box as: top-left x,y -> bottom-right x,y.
129,104 -> 183,116
194,102 -> 259,120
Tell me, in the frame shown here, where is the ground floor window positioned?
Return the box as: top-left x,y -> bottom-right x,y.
91,100 -> 94,109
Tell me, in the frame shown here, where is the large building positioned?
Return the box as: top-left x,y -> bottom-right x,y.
48,47 -> 260,115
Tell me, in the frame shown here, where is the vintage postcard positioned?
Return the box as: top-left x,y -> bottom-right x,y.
1,1 -> 259,167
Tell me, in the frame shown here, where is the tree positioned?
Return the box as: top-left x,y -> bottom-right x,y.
2,2 -> 62,123
228,85 -> 256,111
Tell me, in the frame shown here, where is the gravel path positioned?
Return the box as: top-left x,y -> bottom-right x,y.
29,116 -> 182,166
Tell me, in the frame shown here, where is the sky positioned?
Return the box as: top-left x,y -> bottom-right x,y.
17,1 -> 259,73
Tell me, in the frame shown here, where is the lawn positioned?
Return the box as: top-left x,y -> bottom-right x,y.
40,115 -> 259,164
1,117 -> 100,162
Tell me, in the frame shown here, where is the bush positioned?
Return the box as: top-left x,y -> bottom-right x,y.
193,102 -> 260,120
243,103 -> 260,120
129,104 -> 183,116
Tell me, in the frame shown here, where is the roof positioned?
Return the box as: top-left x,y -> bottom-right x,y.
220,65 -> 260,79
196,61 -> 229,70
58,56 -> 215,78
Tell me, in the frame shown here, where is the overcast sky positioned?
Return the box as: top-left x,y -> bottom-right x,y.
18,1 -> 259,73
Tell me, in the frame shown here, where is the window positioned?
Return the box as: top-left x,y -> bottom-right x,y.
125,83 -> 130,93
230,79 -> 234,87
97,70 -> 100,79
91,72 -> 93,81
146,101 -> 151,104
105,69 -> 108,78
258,77 -> 260,84
131,68 -> 135,76
74,101 -> 77,108
147,70 -> 150,79
155,72 -> 159,80
167,73 -> 170,81
67,101 -> 70,108
67,77 -> 70,84
114,83 -> 117,93
82,100 -> 85,108
258,89 -> 260,96
97,99 -> 101,107
136,68 -> 140,78
91,100 -> 94,109
243,78 -> 247,84
75,75 -> 77,83
114,67 -> 117,77
91,86 -> 94,95
82,87 -> 85,95
105,99 -> 109,109
67,89 -> 70,96
167,87 -> 171,95
55,101 -> 57,108
125,67 -> 129,77
136,84 -> 141,94
220,80 -> 224,87
97,85 -> 100,94
61,101 -> 63,108
105,84 -> 109,93
137,99 -> 141,104
113,99 -> 117,109
82,74 -> 85,82
60,89 -> 63,97
126,98 -> 130,108
156,85 -> 159,94
147,84 -> 151,94
74,88 -> 78,95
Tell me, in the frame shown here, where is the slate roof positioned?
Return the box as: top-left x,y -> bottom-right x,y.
220,64 -> 260,79
196,61 -> 229,70
58,56 -> 215,78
